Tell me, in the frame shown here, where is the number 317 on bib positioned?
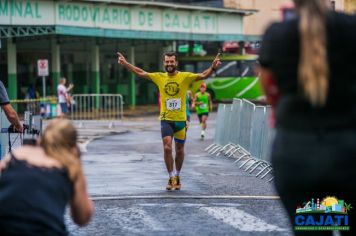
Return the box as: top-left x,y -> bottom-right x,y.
166,99 -> 181,111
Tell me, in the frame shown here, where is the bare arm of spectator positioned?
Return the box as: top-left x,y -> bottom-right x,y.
2,104 -> 23,132
66,83 -> 74,93
70,169 -> 94,226
0,81 -> 23,132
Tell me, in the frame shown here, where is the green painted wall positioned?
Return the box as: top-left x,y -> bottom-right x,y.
7,74 -> 17,100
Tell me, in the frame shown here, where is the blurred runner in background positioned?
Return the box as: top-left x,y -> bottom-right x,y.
192,83 -> 213,140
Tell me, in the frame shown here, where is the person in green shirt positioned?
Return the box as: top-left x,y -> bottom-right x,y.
193,83 -> 213,139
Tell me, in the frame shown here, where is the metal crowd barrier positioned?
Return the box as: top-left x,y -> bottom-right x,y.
205,99 -> 275,182
0,109 -> 11,158
0,111 -> 43,159
70,94 -> 124,127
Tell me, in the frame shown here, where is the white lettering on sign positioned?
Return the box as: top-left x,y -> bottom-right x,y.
0,0 -> 243,35
37,59 -> 49,77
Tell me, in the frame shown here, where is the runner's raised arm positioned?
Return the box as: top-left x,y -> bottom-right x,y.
196,53 -> 222,81
117,52 -> 150,80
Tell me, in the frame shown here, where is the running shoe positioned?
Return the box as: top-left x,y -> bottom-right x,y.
175,176 -> 181,190
201,130 -> 205,140
166,177 -> 176,190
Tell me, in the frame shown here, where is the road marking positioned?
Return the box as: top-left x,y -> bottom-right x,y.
137,203 -> 243,208
106,207 -> 166,232
138,203 -> 207,207
201,207 -> 286,232
91,195 -> 280,201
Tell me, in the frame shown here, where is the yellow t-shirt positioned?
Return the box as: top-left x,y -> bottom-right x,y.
148,72 -> 199,121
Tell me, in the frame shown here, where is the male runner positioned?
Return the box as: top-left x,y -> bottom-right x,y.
192,83 -> 213,140
117,51 -> 221,190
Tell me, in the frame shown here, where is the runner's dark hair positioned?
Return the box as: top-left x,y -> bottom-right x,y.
163,51 -> 178,61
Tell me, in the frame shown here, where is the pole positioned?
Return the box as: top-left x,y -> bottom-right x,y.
42,76 -> 46,98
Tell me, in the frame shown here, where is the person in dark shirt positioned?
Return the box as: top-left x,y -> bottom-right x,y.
0,119 -> 93,235
259,0 -> 356,235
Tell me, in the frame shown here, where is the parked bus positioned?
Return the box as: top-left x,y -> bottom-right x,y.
180,54 -> 264,101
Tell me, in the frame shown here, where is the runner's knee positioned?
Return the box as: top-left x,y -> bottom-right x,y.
176,145 -> 184,155
163,143 -> 172,153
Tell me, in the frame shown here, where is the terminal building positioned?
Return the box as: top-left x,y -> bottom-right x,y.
0,0 -> 258,106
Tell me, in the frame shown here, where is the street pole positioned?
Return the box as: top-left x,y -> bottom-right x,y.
42,76 -> 46,98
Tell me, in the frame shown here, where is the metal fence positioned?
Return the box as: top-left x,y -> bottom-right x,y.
206,99 -> 275,182
11,94 -> 124,121
70,94 -> 124,120
0,109 -> 11,158
70,94 -> 124,126
0,110 -> 42,159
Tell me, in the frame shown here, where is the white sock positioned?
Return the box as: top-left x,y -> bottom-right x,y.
169,172 -> 174,177
176,171 -> 180,176
201,130 -> 205,135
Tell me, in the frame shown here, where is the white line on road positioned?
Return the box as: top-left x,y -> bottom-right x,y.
106,207 -> 166,232
201,207 -> 286,232
91,195 -> 280,201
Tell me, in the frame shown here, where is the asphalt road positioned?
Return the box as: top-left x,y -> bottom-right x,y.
65,113 -> 293,236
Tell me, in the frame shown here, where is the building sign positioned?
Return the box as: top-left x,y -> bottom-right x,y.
37,59 -> 49,77
0,0 -> 243,35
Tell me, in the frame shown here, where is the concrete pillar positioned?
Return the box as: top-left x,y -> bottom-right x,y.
7,38 -> 17,100
239,41 -> 245,55
91,43 -> 100,94
51,38 -> 61,94
158,45 -> 165,71
172,40 -> 177,52
129,45 -> 136,108
67,63 -> 73,83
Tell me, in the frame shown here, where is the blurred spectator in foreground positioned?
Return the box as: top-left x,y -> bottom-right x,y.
0,119 -> 93,235
259,0 -> 356,235
57,78 -> 74,117
0,80 -> 23,132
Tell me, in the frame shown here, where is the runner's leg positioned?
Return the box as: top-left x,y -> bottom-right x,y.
175,142 -> 185,174
201,115 -> 208,130
161,121 -> 176,190
173,122 -> 187,190
162,136 -> 174,174
161,121 -> 175,175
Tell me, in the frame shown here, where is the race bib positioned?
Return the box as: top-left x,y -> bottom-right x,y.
199,103 -> 207,109
166,98 -> 181,111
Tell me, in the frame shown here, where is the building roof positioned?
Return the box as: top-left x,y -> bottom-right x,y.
81,0 -> 257,15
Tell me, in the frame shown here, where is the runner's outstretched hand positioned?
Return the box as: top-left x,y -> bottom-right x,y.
212,53 -> 222,69
117,52 -> 127,66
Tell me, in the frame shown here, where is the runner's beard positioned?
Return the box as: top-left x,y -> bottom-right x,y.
165,65 -> 176,73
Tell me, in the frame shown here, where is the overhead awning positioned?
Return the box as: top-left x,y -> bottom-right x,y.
0,0 -> 259,41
